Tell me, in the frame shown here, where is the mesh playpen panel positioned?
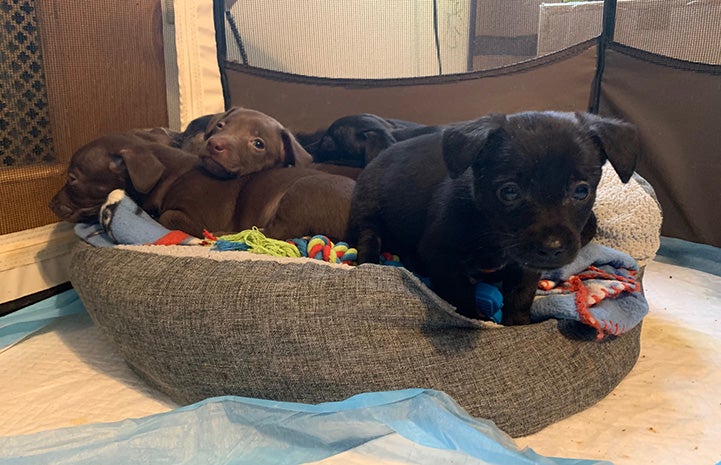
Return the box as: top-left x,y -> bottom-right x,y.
1,0 -> 720,246
216,0 -> 721,248
0,0 -> 168,236
599,0 -> 721,247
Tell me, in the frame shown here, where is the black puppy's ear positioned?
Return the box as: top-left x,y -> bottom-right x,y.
577,112 -> 639,183
111,146 -> 165,193
442,114 -> 506,179
280,129 -> 314,167
293,129 -> 325,156
362,129 -> 397,165
179,113 -> 215,146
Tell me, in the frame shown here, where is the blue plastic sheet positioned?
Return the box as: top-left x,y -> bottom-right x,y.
0,389 -> 610,464
0,289 -> 85,351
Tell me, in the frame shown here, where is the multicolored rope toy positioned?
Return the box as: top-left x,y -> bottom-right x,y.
287,235 -> 358,265
203,227 -> 358,265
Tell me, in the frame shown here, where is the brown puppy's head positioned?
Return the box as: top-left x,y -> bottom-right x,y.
199,107 -> 313,179
49,133 -> 166,223
442,111 -> 639,270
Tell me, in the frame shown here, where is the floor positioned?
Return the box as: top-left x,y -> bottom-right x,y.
1,237 -> 720,464
518,237 -> 721,464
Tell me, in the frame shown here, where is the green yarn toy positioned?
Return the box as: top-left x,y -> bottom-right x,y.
204,227 -> 358,265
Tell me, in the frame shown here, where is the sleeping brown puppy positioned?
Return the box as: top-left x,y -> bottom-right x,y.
50,129 -> 353,240
197,107 -> 315,179
347,111 -> 639,325
49,130 -> 198,223
156,166 -> 355,241
51,109 -> 354,241
50,107 -> 312,223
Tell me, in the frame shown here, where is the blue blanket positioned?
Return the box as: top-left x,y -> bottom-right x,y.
533,243 -> 647,339
0,388 -> 610,464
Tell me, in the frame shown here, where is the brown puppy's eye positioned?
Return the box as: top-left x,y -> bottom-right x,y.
251,138 -> 265,150
216,121 -> 226,130
497,182 -> 521,204
571,182 -> 591,201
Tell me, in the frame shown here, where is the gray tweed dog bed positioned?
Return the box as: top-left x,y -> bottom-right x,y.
69,168 -> 662,437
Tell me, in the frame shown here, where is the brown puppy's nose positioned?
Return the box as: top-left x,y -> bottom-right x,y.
51,203 -> 74,219
207,137 -> 226,154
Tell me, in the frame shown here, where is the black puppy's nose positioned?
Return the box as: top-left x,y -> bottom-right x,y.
537,237 -> 565,258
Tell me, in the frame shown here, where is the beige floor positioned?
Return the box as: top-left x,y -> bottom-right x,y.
518,258 -> 721,465
1,251 -> 720,465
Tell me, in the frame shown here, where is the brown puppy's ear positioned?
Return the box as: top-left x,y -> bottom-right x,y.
280,129 -> 314,167
442,114 -> 506,179
110,146 -> 165,193
578,112 -> 639,183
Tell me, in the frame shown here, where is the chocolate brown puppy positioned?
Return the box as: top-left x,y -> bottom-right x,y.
51,132 -> 353,241
347,111 -> 639,325
198,107 -> 313,179
157,166 -> 355,241
49,131 -> 198,223
156,107 -> 356,238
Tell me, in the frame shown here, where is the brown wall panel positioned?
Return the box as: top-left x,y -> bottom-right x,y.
599,45 -> 721,247
35,0 -> 169,164
224,43 -> 599,133
0,0 -> 168,235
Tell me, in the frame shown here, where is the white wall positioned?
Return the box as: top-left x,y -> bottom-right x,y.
0,223 -> 75,304
164,0 -> 471,126
225,0 -> 471,78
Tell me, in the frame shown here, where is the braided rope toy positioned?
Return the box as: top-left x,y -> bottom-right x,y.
203,227 -> 358,265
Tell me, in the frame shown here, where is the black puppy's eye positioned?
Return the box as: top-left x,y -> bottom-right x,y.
497,182 -> 521,204
571,182 -> 591,201
251,138 -> 265,150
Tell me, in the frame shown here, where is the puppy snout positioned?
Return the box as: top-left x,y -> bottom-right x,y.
523,231 -> 578,270
536,237 -> 565,259
51,202 -> 74,219
207,137 -> 226,154
49,194 -> 71,218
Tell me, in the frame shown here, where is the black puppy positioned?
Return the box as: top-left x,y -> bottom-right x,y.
169,114 -> 215,154
297,113 -> 440,167
347,111 -> 639,325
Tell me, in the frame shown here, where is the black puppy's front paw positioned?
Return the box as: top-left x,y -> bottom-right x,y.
499,266 -> 540,326
427,274 -> 481,320
355,230 -> 381,264
501,307 -> 532,326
